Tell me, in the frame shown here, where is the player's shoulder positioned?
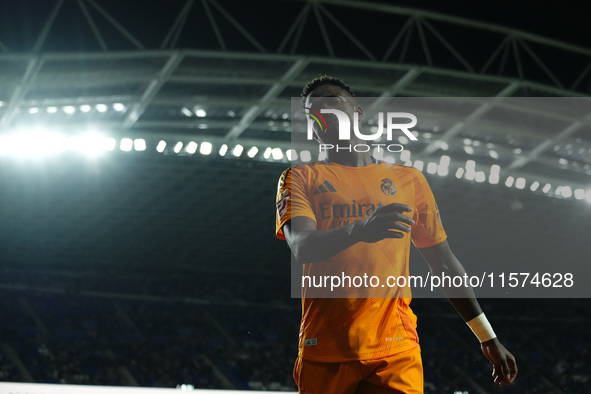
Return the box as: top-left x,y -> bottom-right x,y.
383,162 -> 423,176
278,161 -> 325,177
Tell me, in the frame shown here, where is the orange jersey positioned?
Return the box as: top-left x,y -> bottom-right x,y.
276,158 -> 447,362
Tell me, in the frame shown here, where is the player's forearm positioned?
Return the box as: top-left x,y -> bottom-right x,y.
290,223 -> 361,265
436,255 -> 483,321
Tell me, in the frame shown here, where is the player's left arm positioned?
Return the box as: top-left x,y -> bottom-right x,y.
417,241 -> 518,387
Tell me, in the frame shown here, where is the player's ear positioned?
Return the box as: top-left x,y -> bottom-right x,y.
355,104 -> 364,122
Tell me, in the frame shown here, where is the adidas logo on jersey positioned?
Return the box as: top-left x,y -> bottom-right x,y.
313,181 -> 337,195
304,338 -> 318,346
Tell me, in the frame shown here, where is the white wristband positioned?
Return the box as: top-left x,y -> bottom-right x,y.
466,313 -> 497,343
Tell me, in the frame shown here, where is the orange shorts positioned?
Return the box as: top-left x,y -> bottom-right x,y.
293,346 -> 423,394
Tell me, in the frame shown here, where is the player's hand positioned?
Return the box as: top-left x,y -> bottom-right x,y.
352,203 -> 415,243
481,337 -> 518,386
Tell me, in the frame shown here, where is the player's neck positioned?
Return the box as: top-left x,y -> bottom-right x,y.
325,151 -> 373,167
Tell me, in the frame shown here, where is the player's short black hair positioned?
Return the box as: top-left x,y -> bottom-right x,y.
300,75 -> 356,105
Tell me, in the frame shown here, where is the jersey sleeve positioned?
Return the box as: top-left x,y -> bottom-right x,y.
410,169 -> 447,248
275,166 -> 316,240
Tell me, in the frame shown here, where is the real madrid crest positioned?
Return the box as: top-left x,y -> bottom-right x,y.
380,178 -> 397,196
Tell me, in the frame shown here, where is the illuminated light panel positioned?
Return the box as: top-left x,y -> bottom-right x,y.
426,162 -> 437,174
437,165 -> 448,176
195,109 -> 207,117
0,130 -> 67,157
455,168 -> 465,179
232,144 -> 243,157
398,136 -> 409,144
200,142 -> 212,155
586,190 -> 591,203
156,140 -> 166,153
133,139 -> 146,151
174,142 -> 183,153
63,106 -> 76,114
113,103 -> 126,112
464,138 -> 472,145
489,174 -> 499,184
96,104 -> 108,113
561,186 -> 572,198
404,160 -> 412,166
413,160 -> 424,171
465,160 -> 476,180
543,183 -> 551,193
47,107 -> 58,114
515,178 -> 526,189
464,146 -> 474,155
300,150 -> 311,162
103,137 -> 116,151
186,141 -> 198,154
318,151 -> 327,161
384,156 -> 395,164
181,108 -> 192,117
505,176 -> 515,187
120,138 -> 133,152
29,107 -> 39,114
574,189 -> 585,200
400,150 -> 411,162
439,155 -> 450,167
530,181 -> 540,191
219,144 -> 228,156
247,147 -> 259,158
490,164 -> 500,175
438,141 -> 449,150
263,147 -> 272,159
489,150 -> 499,159
286,149 -> 297,161
80,105 -> 91,113
271,148 -> 283,160
475,171 -> 485,182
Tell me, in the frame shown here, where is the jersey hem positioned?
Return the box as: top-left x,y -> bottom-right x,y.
298,341 -> 419,363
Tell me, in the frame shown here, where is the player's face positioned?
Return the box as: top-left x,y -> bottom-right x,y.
305,85 -> 362,145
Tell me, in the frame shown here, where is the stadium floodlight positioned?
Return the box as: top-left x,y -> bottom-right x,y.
300,150 -> 311,162
384,156 -> 395,164
439,155 -> 450,167
186,141 -> 198,154
530,181 -> 540,191
489,174 -> 499,184
373,147 -> 384,160
113,103 -> 126,112
232,144 -> 243,157
200,142 -> 212,155
133,139 -> 146,151
318,151 -> 327,161
69,132 -> 109,156
438,141 -> 449,150
227,110 -> 235,117
63,106 -> 76,114
80,105 -> 91,113
414,160 -> 424,171
263,148 -> 272,159
103,138 -> 116,151
404,160 -> 412,166
398,136 -> 409,144
464,146 -> 474,155
96,104 -> 108,113
561,186 -> 572,198
465,160 -> 476,180
120,138 -> 133,152
47,106 -> 58,113
247,147 -> 259,158
490,164 -> 500,175
586,190 -> 591,203
426,162 -> 437,174
543,183 -> 552,193
464,138 -> 472,145
475,171 -> 485,182
156,140 -> 166,153
505,176 -> 515,187
285,149 -> 297,161
455,167 -> 464,179
181,108 -> 192,117
174,142 -> 183,153
574,189 -> 585,200
400,150 -> 411,162
437,165 -> 448,176
515,178 -> 526,189
28,107 -> 39,114
0,130 -> 68,157
219,144 -> 228,156
195,109 -> 207,117
489,150 -> 499,159
271,148 -> 283,160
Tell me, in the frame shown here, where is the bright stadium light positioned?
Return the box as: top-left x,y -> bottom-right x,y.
515,178 -> 526,189
219,144 -> 228,156
400,150 -> 411,162
384,156 -> 395,164
543,183 -> 552,193
68,132 -> 108,156
505,176 -> 514,187
263,147 -> 272,159
586,190 -> 591,203
247,147 -> 259,158
232,144 -> 243,157
464,146 -> 474,155
28,107 -> 39,114
195,109 -> 207,117
318,151 -> 327,161
63,106 -> 76,114
439,155 -> 450,167
103,137 -> 116,151
490,164 -> 500,175
438,141 -> 449,150
113,103 -> 126,112
181,108 -> 192,117
156,140 -> 166,152
96,104 -> 108,113
561,186 -> 572,198
272,148 -> 283,160
398,136 -> 409,144
455,167 -> 465,179
47,106 -> 58,114
200,142 -> 212,155
373,147 -> 384,160
574,189 -> 585,200
414,160 -> 424,171
300,150 -> 311,162
174,142 -> 183,153
530,181 -> 540,191
186,141 -> 198,154
80,105 -> 91,113
286,149 -> 297,161
426,162 -> 437,174
134,139 -> 146,151
0,130 -> 67,157
489,174 -> 499,184
475,171 -> 485,182
120,138 -> 133,152
489,150 -> 499,159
